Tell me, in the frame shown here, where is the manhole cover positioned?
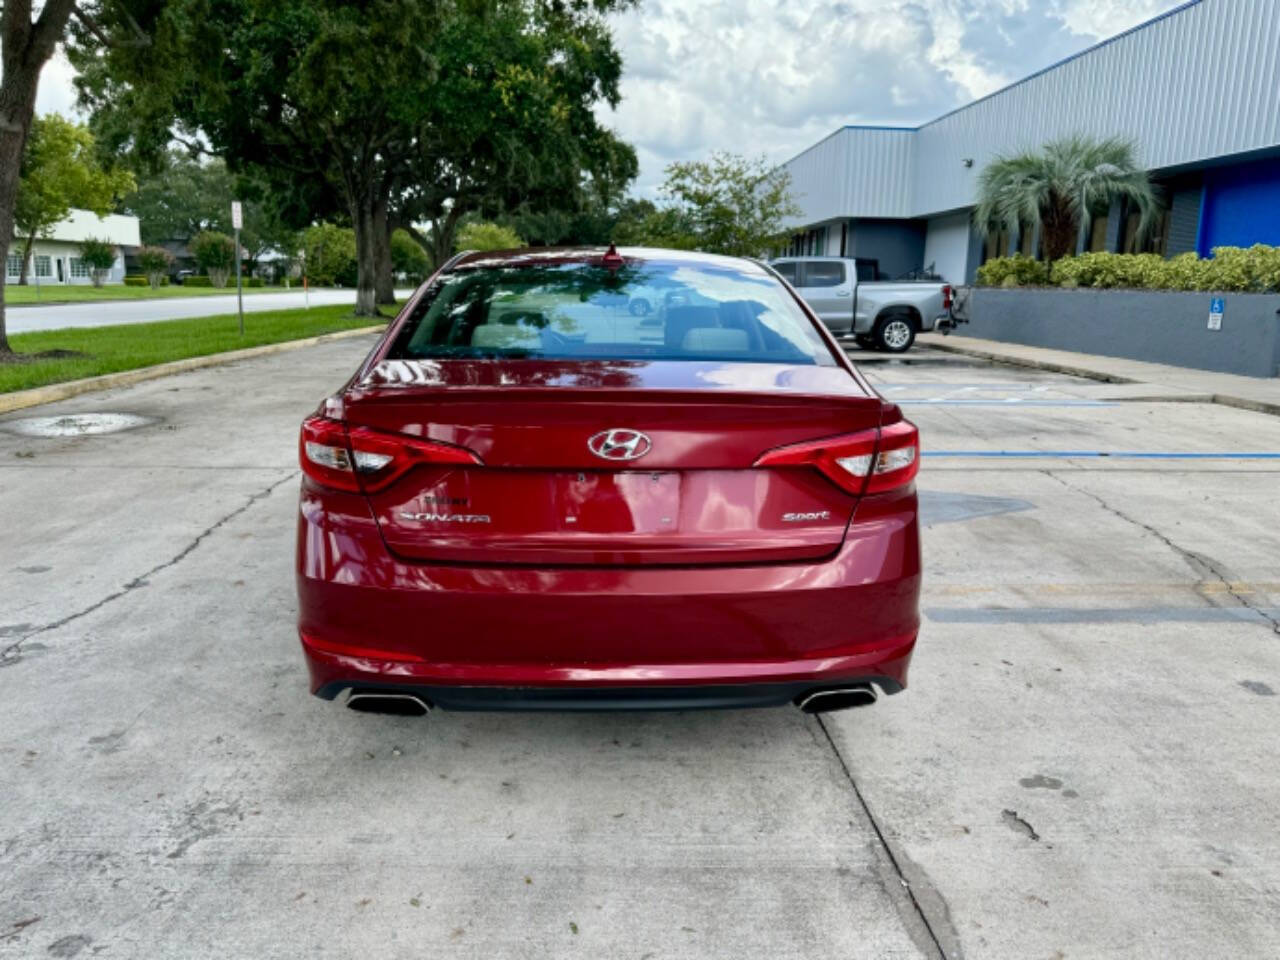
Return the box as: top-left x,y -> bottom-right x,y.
1,413 -> 156,438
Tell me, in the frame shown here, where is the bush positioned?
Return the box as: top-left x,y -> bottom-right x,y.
182,275 -> 213,287
135,245 -> 174,288
190,230 -> 236,287
975,254 -> 1049,287
978,245 -> 1280,293
123,275 -> 148,286
78,237 -> 118,287
455,220 -> 524,253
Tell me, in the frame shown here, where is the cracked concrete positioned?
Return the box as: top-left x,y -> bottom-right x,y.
4,339 -> 1280,957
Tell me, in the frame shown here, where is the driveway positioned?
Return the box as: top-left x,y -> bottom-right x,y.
6,288 -> 417,334
1,342 -> 1278,957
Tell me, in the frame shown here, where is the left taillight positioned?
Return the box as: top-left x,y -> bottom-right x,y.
299,415 -> 481,493
753,419 -> 919,496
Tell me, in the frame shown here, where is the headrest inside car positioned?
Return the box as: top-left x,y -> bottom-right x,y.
681,327 -> 750,352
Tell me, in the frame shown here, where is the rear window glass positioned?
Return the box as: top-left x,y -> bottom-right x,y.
388,260 -> 836,366
772,261 -> 798,283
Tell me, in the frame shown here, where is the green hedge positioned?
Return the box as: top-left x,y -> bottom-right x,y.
123,276 -> 148,287
182,275 -> 213,287
977,245 -> 1280,292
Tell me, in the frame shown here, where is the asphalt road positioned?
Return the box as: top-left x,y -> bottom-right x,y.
2,342 -> 1279,957
5,288 -> 416,334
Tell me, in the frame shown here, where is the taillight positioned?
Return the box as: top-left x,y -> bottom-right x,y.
753,420 -> 919,496
942,284 -> 953,311
299,415 -> 481,493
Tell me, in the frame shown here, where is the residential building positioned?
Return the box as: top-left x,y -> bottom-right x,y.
779,0 -> 1280,283
5,209 -> 141,285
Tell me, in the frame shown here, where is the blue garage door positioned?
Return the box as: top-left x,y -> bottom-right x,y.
1198,157 -> 1280,255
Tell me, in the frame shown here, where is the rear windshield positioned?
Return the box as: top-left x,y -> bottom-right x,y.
387,260 -> 837,366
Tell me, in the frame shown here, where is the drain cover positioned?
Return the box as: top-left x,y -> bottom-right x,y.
2,413 -> 156,438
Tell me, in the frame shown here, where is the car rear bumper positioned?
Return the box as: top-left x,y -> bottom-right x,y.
296,485 -> 921,706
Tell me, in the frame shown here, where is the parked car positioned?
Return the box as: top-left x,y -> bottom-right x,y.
296,246 -> 921,716
768,256 -> 952,353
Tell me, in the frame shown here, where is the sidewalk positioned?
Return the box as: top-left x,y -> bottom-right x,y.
918,332 -> 1280,416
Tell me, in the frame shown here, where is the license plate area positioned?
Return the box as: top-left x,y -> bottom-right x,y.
556,470 -> 680,534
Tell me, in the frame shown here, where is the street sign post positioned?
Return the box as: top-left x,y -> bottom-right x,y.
231,201 -> 244,335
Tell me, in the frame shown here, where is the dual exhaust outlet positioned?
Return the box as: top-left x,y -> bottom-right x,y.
345,684 -> 878,716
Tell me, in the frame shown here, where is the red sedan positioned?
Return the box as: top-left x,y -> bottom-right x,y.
296,246 -> 920,715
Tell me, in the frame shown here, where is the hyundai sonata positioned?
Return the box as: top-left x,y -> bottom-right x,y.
296,246 -> 920,715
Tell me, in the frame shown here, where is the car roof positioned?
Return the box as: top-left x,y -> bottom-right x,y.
452,246 -> 769,274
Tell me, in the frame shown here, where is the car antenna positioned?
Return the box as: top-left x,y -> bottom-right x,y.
601,242 -> 625,270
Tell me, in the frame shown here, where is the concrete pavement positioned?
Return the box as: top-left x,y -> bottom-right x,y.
2,342 -> 1279,957
6,288 -> 416,334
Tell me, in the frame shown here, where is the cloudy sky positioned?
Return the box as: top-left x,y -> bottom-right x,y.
35,0 -> 1183,195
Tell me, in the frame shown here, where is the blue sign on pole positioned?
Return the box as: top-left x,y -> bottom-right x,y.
1208,296 -> 1225,331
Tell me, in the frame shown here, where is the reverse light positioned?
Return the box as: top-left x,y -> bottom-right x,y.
300,415 -> 482,493
754,420 -> 920,496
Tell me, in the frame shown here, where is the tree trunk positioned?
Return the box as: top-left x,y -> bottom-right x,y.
0,0 -> 80,354
373,201 -> 395,305
17,234 -> 34,284
1041,196 -> 1078,265
351,196 -> 378,316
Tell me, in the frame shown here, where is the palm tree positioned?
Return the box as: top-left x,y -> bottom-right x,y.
974,135 -> 1161,264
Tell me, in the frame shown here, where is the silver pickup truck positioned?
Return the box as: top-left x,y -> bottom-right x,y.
768,256 -> 952,353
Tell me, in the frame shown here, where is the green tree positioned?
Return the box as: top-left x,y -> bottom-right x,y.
301,223 -> 357,288
77,236 -> 118,287
390,229 -> 429,285
13,114 -> 134,284
123,151 -> 236,244
190,230 -> 236,287
136,245 -> 175,288
645,152 -> 800,257
455,221 -> 524,253
974,134 -> 1162,264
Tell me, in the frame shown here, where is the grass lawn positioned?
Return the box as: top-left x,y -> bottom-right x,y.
3,283 -> 305,305
1,303 -> 392,394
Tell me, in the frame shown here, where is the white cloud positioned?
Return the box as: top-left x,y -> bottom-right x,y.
1050,0 -> 1179,37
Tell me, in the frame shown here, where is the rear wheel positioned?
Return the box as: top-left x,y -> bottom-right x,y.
873,313 -> 916,353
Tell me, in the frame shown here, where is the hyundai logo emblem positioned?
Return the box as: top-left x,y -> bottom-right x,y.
587,428 -> 652,461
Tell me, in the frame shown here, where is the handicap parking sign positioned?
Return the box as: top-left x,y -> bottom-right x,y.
1208,296 -> 1224,331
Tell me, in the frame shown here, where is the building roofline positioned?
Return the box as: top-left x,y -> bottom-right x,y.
778,123 -> 915,169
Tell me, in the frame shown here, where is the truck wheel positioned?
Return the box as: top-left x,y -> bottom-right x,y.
873,313 -> 916,353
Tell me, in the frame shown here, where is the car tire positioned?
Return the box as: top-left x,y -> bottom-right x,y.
873,313 -> 916,353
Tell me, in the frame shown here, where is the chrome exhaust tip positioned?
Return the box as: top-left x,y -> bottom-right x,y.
796,685 -> 878,714
346,691 -> 432,717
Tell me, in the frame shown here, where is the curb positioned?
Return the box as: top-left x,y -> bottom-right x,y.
0,325 -> 384,416
921,337 -> 1280,418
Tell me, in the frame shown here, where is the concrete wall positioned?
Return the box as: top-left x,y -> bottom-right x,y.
963,288 -> 1280,378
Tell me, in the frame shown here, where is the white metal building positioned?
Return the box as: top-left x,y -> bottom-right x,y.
5,209 -> 141,286
780,0 -> 1280,283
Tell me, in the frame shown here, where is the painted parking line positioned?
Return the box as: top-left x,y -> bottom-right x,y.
924,451 -> 1280,459
926,606 -> 1280,624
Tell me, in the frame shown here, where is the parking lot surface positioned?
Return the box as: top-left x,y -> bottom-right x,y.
3,340 -> 1279,958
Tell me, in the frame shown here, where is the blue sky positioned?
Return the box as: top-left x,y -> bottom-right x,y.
35,0 -> 1186,196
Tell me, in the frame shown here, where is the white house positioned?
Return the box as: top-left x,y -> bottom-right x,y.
5,208 -> 141,286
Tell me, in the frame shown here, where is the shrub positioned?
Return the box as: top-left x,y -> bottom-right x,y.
135,245 -> 175,288
982,245 -> 1280,293
391,229 -> 429,283
975,254 -> 1048,287
123,275 -> 148,287
190,230 -> 237,287
182,275 -> 213,287
78,237 -> 118,287
455,220 -> 524,253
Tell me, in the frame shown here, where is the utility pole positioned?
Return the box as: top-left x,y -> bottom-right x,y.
232,201 -> 244,335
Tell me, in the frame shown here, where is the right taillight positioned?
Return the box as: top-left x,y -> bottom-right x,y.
753,420 -> 919,496
942,284 -> 953,311
300,415 -> 482,493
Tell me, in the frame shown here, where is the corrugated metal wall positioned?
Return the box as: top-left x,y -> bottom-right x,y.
784,0 -> 1280,223
784,127 -> 915,223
